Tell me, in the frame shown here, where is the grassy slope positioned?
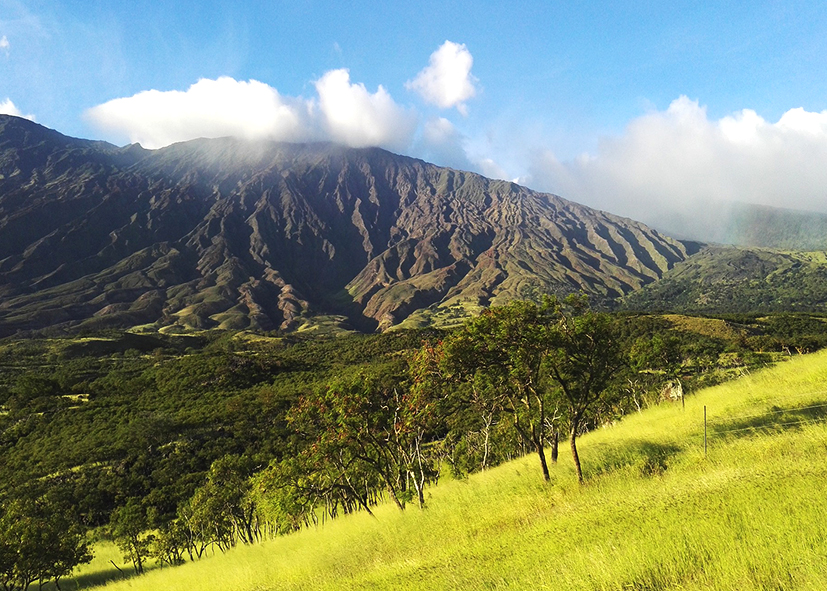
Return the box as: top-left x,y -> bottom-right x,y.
82,351 -> 827,590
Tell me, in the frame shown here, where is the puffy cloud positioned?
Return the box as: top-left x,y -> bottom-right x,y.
85,72 -> 417,152
85,77 -> 318,149
0,35 -> 9,54
528,96 -> 827,240
0,98 -> 35,120
314,69 -> 417,151
406,41 -> 478,115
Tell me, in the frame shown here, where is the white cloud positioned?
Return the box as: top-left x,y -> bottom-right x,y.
85,72 -> 417,152
0,35 -> 9,54
314,69 -> 417,151
528,96 -> 827,239
85,77 -> 318,149
406,41 -> 478,115
0,98 -> 35,120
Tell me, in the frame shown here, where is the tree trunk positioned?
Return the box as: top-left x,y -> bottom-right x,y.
411,474 -> 425,509
387,484 -> 406,511
412,435 -> 427,509
550,428 -> 559,464
536,440 -> 550,481
481,411 -> 493,471
570,423 -> 583,484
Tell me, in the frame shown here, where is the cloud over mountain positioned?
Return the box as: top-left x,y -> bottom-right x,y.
85,77 -> 317,149
85,71 -> 417,151
85,41 -> 475,153
528,97 -> 827,238
314,69 -> 417,151
0,98 -> 34,120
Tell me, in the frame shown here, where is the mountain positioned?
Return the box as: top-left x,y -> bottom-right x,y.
654,201 -> 827,251
621,246 -> 827,314
0,115 -> 695,335
723,202 -> 827,251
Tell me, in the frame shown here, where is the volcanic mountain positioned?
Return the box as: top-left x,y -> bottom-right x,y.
0,115 -> 695,335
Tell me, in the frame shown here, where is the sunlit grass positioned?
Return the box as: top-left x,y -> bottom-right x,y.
78,350 -> 827,590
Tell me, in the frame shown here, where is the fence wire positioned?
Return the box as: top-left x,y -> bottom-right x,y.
704,390 -> 827,439
714,388 -> 827,421
713,418 -> 826,435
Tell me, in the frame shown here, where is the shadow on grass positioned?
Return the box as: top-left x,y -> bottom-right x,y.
587,439 -> 683,479
40,563 -> 158,590
709,401 -> 827,439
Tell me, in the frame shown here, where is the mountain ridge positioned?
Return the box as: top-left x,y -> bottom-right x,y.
0,115 -> 694,335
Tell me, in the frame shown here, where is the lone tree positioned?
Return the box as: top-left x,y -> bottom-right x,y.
542,295 -> 627,483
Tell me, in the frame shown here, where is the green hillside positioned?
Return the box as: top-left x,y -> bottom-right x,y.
622,247 -> 827,314
67,348 -> 827,590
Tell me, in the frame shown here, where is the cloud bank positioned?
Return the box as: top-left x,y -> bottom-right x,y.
86,77 -> 315,149
406,41 -> 478,115
528,97 -> 827,238
85,71 -> 417,151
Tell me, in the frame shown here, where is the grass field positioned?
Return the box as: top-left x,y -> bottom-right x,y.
70,350 -> 827,590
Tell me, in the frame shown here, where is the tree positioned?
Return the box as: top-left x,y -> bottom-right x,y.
436,296 -> 627,484
438,300 -> 560,481
186,456 -> 261,551
287,370 -> 440,513
110,500 -> 154,575
542,295 -> 627,483
249,458 -> 320,537
0,495 -> 92,591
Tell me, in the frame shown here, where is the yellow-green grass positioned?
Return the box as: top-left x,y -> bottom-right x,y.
81,351 -> 827,590
38,542 -> 135,590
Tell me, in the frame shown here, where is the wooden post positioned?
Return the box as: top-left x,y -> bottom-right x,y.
704,405 -> 707,457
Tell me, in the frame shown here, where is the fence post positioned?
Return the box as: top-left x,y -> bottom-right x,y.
704,405 -> 707,457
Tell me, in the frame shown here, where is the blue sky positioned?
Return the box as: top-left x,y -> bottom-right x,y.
2,1 -> 827,234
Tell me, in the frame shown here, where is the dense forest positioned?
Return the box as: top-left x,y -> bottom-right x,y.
2,302 -> 827,589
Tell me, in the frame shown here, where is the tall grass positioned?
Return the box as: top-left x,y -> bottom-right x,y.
79,351 -> 827,590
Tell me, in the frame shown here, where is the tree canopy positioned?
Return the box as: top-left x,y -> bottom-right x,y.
433,295 -> 627,483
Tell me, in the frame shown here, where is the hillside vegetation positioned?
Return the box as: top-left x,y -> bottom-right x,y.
67,348 -> 827,590
622,247 -> 827,314
4,308 -> 827,590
